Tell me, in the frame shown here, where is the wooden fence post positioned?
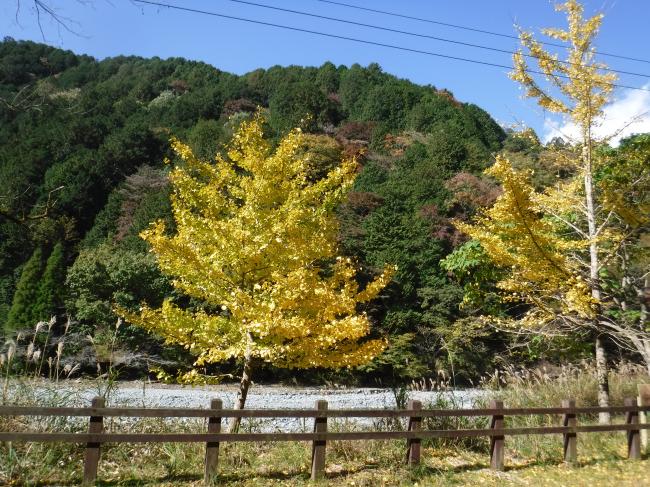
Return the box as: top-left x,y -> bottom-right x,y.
489,400 -> 505,471
625,397 -> 641,460
311,400 -> 328,481
204,398 -> 222,485
406,399 -> 422,466
562,399 -> 577,464
638,384 -> 650,452
82,396 -> 104,486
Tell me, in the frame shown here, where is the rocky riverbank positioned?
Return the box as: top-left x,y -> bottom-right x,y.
10,380 -> 484,432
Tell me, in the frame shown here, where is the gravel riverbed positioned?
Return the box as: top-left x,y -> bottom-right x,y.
13,381 -> 484,432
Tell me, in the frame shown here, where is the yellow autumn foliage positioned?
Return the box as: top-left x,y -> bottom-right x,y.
510,0 -> 615,124
119,114 -> 393,373
457,155 -> 597,326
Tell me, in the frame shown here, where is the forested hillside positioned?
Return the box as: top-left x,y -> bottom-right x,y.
0,37 -> 528,383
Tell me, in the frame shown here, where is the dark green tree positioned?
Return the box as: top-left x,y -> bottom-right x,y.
5,247 -> 44,334
33,242 -> 66,322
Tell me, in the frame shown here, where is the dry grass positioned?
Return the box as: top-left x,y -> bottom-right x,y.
484,361 -> 649,408
481,361 -> 650,463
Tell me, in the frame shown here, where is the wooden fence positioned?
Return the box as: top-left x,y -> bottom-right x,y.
1,393 -> 649,486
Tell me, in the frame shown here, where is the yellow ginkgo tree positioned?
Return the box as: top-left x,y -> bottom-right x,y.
455,0 -> 650,422
120,114 -> 393,429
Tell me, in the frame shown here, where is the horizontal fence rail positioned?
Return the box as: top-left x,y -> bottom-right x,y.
2,405 -> 649,418
3,424 -> 650,443
1,393 -> 649,486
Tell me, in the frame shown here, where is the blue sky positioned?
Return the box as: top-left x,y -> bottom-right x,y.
2,0 -> 649,140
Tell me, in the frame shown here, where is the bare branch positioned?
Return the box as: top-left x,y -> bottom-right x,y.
0,185 -> 64,226
14,1 -> 88,40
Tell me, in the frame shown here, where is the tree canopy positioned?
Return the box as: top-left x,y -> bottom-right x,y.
123,115 -> 393,372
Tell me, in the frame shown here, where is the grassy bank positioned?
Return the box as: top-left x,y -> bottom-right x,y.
1,362 -> 648,485
2,433 -> 647,486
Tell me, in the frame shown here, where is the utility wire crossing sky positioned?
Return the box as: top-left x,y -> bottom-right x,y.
315,0 -> 650,65
133,0 -> 650,93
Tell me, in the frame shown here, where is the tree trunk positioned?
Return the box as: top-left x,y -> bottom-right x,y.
595,335 -> 610,423
640,276 -> 649,375
582,135 -> 610,423
229,338 -> 255,433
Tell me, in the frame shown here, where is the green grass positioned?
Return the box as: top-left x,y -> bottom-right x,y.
2,420 -> 647,486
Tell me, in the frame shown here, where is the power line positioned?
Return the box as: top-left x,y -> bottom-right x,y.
315,0 -> 650,66
132,0 -> 650,93
221,0 -> 649,79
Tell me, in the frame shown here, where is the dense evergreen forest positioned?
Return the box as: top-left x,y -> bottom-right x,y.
1,38 -> 645,385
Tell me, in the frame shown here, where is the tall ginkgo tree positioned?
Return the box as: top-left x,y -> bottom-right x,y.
455,0 -> 649,423
121,114 -> 393,430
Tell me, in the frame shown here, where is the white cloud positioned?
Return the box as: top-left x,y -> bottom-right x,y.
542,84 -> 650,146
